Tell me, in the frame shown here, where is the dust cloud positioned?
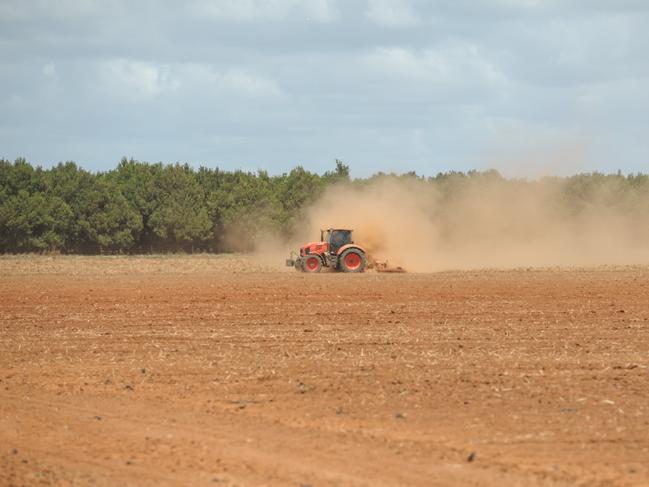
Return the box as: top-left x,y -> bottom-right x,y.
300,175 -> 649,272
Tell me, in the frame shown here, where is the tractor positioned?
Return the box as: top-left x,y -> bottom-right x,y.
286,228 -> 367,273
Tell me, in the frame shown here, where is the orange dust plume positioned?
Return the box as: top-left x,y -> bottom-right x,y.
301,175 -> 649,272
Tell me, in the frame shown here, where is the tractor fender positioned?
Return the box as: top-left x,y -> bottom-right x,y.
336,244 -> 365,256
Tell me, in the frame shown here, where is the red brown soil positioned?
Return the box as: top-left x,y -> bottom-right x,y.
1,256 -> 648,486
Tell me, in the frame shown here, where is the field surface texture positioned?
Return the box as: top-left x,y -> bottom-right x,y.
1,256 -> 648,486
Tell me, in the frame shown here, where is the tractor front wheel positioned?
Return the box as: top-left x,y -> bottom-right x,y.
302,255 -> 323,273
339,249 -> 366,273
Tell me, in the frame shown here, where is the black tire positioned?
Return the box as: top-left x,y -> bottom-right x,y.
302,255 -> 323,273
339,249 -> 366,273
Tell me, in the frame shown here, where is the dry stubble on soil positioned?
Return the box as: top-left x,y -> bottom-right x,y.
1,255 -> 648,487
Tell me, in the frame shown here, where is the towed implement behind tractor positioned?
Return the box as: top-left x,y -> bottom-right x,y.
286,228 -> 367,273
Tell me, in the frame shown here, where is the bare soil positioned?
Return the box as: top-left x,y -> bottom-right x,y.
1,256 -> 648,486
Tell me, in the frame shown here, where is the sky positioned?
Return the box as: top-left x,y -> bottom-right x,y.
1,0 -> 648,177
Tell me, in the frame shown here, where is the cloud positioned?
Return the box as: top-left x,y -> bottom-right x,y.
364,44 -> 506,90
191,0 -> 339,23
42,63 -> 56,78
365,0 -> 420,27
176,64 -> 284,98
98,60 -> 179,101
215,69 -> 283,97
0,0 -> 118,21
95,59 -> 283,103
0,1 -> 648,175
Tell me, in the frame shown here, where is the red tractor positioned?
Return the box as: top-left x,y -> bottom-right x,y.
286,228 -> 367,273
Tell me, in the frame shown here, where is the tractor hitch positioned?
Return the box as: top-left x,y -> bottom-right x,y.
286,251 -> 300,268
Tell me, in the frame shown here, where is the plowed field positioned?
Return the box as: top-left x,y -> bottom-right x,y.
1,256 -> 648,486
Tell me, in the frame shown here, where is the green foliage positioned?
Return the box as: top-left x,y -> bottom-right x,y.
149,164 -> 211,251
1,157 -> 649,254
202,169 -> 284,251
0,190 -> 71,251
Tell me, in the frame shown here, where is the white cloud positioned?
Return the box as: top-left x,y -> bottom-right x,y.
365,0 -> 420,27
42,63 -> 56,78
1,0 -> 649,174
364,45 -> 506,86
173,64 -> 283,99
0,0 -> 118,21
95,59 -> 283,103
0,93 -> 24,109
192,0 -> 339,23
99,60 -> 179,100
488,0 -> 544,9
304,0 -> 340,22
217,69 -> 282,97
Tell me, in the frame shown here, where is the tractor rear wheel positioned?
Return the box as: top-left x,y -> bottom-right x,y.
302,255 -> 322,273
339,249 -> 366,273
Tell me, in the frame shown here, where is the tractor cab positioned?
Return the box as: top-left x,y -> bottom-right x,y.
321,228 -> 353,254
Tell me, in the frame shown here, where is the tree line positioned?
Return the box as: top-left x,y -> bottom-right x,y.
1,157 -> 648,254
0,157 -> 349,253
